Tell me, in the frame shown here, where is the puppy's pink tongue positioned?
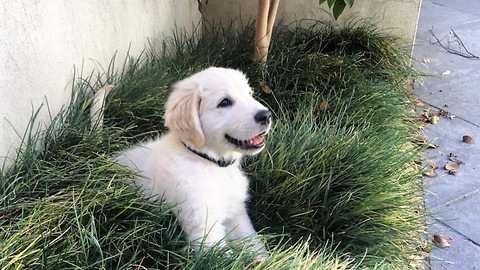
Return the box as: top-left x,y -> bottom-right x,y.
250,135 -> 264,145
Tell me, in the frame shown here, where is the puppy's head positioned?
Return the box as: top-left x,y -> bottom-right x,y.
164,67 -> 271,158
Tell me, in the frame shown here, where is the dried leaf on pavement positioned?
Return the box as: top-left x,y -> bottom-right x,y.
438,110 -> 449,117
423,162 -> 438,178
449,153 -> 464,164
447,170 -> 457,175
433,234 -> 453,248
423,170 -> 438,178
463,135 -> 475,144
427,143 -> 438,149
445,163 -> 460,171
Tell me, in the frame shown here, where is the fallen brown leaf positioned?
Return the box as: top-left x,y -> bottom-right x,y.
463,135 -> 475,144
423,162 -> 439,178
449,153 -> 465,164
438,110 -> 449,117
329,56 -> 344,66
423,170 -> 438,178
427,143 -> 438,149
319,101 -> 330,111
433,234 -> 453,248
418,112 -> 429,121
260,81 -> 272,94
445,163 -> 460,171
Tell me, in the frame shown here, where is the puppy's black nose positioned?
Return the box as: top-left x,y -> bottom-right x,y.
255,110 -> 272,125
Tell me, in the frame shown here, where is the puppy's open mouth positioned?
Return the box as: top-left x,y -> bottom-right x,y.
225,133 -> 266,150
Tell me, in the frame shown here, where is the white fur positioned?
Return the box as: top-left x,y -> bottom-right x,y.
90,84 -> 113,129
112,67 -> 271,254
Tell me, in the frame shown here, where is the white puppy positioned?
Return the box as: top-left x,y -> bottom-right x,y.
109,67 -> 271,254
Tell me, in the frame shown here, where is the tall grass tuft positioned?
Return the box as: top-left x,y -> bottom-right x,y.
0,20 -> 424,269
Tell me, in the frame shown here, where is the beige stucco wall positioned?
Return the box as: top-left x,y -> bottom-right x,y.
1,0 -> 200,163
200,0 -> 421,49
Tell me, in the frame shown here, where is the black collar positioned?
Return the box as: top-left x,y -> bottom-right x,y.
182,142 -> 236,167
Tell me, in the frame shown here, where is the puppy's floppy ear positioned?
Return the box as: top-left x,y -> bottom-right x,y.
164,80 -> 205,149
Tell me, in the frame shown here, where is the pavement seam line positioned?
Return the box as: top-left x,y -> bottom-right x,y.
432,217 -> 480,248
420,99 -> 480,128
429,188 -> 480,211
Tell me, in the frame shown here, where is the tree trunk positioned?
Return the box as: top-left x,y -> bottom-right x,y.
254,0 -> 280,63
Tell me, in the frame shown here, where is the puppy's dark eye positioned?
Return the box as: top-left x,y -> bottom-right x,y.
217,98 -> 232,108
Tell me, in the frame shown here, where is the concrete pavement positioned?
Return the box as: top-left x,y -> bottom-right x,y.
412,0 -> 480,268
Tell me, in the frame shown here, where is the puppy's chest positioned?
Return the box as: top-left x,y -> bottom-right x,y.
207,167 -> 250,203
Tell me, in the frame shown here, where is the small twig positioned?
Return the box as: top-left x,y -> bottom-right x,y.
429,26 -> 480,59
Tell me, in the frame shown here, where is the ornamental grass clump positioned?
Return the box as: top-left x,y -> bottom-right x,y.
0,20 -> 424,269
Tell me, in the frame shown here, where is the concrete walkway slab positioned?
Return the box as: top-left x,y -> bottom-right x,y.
414,1 -> 480,126
431,0 -> 480,17
423,117 -> 480,208
427,220 -> 480,269
436,193 -> 480,245
413,0 -> 480,268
